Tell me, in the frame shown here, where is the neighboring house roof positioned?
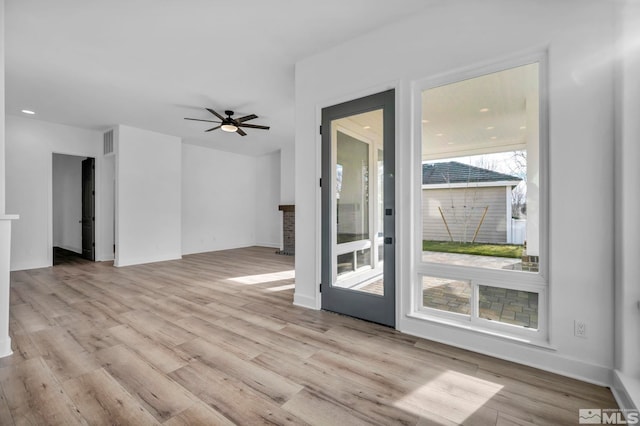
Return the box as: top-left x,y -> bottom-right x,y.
422,161 -> 522,185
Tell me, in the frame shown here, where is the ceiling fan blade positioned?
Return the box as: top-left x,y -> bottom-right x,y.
237,123 -> 270,130
206,108 -> 225,121
236,128 -> 247,136
184,117 -> 221,123
205,125 -> 222,132
235,114 -> 258,123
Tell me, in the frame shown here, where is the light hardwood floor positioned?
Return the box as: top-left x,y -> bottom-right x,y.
0,247 -> 616,425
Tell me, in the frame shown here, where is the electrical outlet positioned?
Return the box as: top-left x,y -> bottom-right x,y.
574,320 -> 587,338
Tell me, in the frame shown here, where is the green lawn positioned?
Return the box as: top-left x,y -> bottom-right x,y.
423,240 -> 523,258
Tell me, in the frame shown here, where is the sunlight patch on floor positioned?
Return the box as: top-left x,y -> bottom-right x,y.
266,284 -> 296,292
228,270 -> 295,285
393,370 -> 503,423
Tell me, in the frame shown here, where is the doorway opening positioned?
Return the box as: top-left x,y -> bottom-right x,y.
52,154 -> 95,265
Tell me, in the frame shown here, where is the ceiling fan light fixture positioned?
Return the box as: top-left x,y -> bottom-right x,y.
185,108 -> 269,136
221,124 -> 238,132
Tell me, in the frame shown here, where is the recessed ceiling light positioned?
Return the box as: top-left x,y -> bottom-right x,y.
363,126 -> 371,129
486,126 -> 494,130
21,109 -> 36,115
422,119 -> 429,123
436,133 -> 444,137
490,136 -> 497,140
520,126 -> 527,130
479,108 -> 489,112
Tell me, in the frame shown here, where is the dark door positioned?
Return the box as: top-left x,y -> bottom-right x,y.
81,157 -> 95,261
321,89 -> 395,327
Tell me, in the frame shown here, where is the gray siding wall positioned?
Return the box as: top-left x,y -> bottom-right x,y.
422,186 -> 508,244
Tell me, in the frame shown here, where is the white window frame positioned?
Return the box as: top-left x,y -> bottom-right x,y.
410,51 -> 550,344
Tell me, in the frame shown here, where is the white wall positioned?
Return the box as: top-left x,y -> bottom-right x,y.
115,125 -> 181,267
0,0 -> 5,215
614,0 -> 640,411
295,0 -> 616,385
6,115 -> 103,270
99,154 -> 115,261
255,151 -> 281,248
52,154 -> 83,253
0,0 -> 13,358
181,143 -> 258,254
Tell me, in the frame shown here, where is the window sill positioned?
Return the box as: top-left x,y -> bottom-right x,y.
405,311 -> 557,351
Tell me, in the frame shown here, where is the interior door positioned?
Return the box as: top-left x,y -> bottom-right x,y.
81,157 -> 95,261
321,89 -> 395,327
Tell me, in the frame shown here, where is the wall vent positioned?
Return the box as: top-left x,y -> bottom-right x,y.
103,129 -> 114,155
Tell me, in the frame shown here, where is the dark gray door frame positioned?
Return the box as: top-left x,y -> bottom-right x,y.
81,157 -> 96,261
320,89 -> 396,327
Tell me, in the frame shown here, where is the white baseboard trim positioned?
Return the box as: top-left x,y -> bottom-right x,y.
399,315 -> 613,387
613,370 -> 640,412
293,291 -> 319,310
11,261 -> 49,271
181,243 -> 255,256
54,244 -> 81,254
115,252 -> 182,267
255,242 -> 281,249
0,337 -> 12,358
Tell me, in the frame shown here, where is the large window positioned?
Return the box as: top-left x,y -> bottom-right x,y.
414,58 -> 547,341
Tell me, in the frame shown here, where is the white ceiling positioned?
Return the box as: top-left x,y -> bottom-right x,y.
422,63 -> 539,161
5,0 -> 436,156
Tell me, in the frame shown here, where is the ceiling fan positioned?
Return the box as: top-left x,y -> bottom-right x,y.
184,108 -> 270,136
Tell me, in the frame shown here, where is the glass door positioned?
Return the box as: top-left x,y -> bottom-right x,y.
321,90 -> 395,327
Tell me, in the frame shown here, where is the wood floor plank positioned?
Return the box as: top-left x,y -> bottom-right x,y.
0,332 -> 40,368
31,327 -> 101,382
119,310 -> 196,347
109,324 -> 192,373
10,303 -> 55,333
0,357 -> 87,425
66,325 -> 121,354
214,316 -> 320,359
173,316 -> 266,360
60,300 -> 122,330
163,401 -> 235,426
169,361 -> 306,425
140,294 -> 229,324
179,337 -> 303,404
63,368 -> 160,426
49,282 -> 90,305
96,345 -> 196,422
2,246 -> 617,425
252,351 -> 421,425
0,382 -> 15,426
326,324 -> 479,376
415,338 -> 613,404
282,388 -> 377,426
204,299 -> 288,331
475,367 -> 611,424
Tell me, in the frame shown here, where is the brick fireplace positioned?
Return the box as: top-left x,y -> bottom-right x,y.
277,205 -> 295,255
